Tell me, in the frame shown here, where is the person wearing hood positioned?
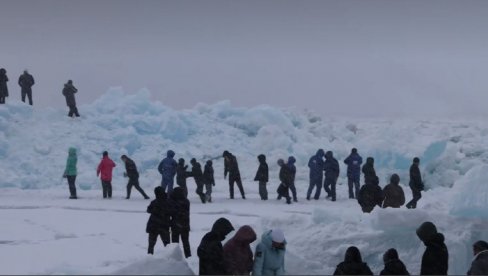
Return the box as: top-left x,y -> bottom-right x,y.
203,160 -> 215,203
277,159 -> 292,204
361,157 -> 377,185
406,157 -> 424,209
121,155 -> 150,199
382,174 -> 405,208
62,80 -> 80,117
307,149 -> 325,200
190,158 -> 206,203
146,186 -> 172,254
253,229 -> 287,276
223,150 -> 246,199
254,154 -> 269,200
63,147 -> 78,199
468,240 -> 488,275
223,225 -> 257,275
176,158 -> 191,197
357,176 -> 383,213
18,70 -> 35,105
324,151 -> 340,201
380,248 -> 410,275
169,186 -> 191,258
333,246 -> 373,275
0,68 -> 9,104
344,148 -> 363,199
96,151 -> 116,198
287,156 -> 298,202
198,217 -> 235,275
416,221 -> 449,275
158,150 -> 178,194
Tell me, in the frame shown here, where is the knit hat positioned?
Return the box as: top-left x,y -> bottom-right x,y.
271,229 -> 285,243
416,221 -> 438,242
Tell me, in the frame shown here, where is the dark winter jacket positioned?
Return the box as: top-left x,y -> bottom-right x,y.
380,259 -> 410,275
308,149 -> 325,182
198,218 -> 234,275
0,69 -> 9,97
333,247 -> 373,275
468,250 -> 488,275
169,187 -> 190,231
287,156 -> 296,184
62,82 -> 78,106
382,175 -> 405,208
203,161 -> 215,185
420,233 -> 449,275
344,152 -> 363,179
158,150 -> 177,184
279,163 -> 292,187
254,154 -> 269,182
190,160 -> 204,184
124,157 -> 139,179
18,72 -> 35,90
224,152 -> 241,180
223,225 -> 257,275
362,157 -> 376,185
409,163 -> 424,190
146,187 -> 172,233
324,152 -> 340,179
358,178 -> 383,213
176,160 -> 191,187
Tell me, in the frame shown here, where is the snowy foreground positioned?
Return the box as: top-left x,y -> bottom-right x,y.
1,90 -> 488,274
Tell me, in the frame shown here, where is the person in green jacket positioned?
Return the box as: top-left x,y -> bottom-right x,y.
63,147 -> 78,199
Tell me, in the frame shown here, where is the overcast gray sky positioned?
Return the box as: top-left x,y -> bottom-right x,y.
1,0 -> 487,118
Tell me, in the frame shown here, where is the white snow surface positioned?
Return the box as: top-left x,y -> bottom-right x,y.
1,89 -> 488,274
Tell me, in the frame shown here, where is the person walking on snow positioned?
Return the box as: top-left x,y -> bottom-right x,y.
254,154 -> 269,200
252,229 -> 287,276
18,70 -> 35,105
406,157 -> 424,209
198,217 -> 235,275
324,151 -> 340,201
169,187 -> 192,258
223,150 -> 246,199
62,80 -> 80,117
277,159 -> 292,204
344,148 -> 363,199
96,151 -> 116,199
203,160 -> 215,203
307,149 -> 325,200
190,158 -> 206,203
63,147 -> 78,199
146,186 -> 171,254
158,150 -> 177,194
120,155 -> 149,199
223,225 -> 257,275
287,156 -> 298,202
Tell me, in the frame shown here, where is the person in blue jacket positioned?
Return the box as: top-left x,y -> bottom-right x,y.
158,150 -> 177,194
307,149 -> 325,200
253,229 -> 286,276
324,151 -> 340,201
344,148 -> 363,199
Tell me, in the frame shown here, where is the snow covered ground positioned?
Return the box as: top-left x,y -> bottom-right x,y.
1,90 -> 488,274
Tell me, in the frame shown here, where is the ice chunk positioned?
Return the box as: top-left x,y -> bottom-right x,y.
450,165 -> 488,219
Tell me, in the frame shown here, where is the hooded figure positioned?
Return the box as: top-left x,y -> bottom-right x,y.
380,248 -> 410,275
190,158 -> 206,203
361,157 -> 376,185
203,160 -> 215,202
287,156 -> 298,202
254,154 -> 269,200
406,157 -> 424,209
198,217 -> 235,275
18,70 -> 35,105
158,150 -> 178,193
146,186 -> 172,254
121,155 -> 150,199
96,151 -> 116,198
382,174 -> 406,208
416,221 -> 449,275
468,240 -> 488,275
307,149 -> 325,200
253,229 -> 287,276
0,68 -> 9,104
344,148 -> 363,199
223,151 -> 246,199
64,147 -> 78,199
324,151 -> 340,201
223,225 -> 257,275
169,187 -> 191,258
62,80 -> 80,117
277,159 -> 292,204
333,246 -> 373,275
357,176 -> 383,213
176,158 -> 191,197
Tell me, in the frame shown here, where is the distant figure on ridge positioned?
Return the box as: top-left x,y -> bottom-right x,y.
96,151 -> 116,199
121,155 -> 149,199
223,150 -> 246,199
158,150 -> 177,194
0,68 -> 9,104
406,157 -> 424,209
344,148 -> 363,199
18,70 -> 35,105
62,80 -> 80,117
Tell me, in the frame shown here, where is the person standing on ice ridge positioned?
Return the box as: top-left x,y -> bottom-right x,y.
198,217 -> 234,275
344,148 -> 363,199
190,158 -> 206,203
406,157 -> 424,209
223,225 -> 257,275
63,147 -> 78,199
252,228 -> 287,276
467,240 -> 488,275
333,246 -> 373,275
176,158 -> 191,197
307,149 -> 325,200
324,151 -> 340,201
379,248 -> 410,275
158,150 -> 177,194
287,156 -> 298,202
169,186 -> 191,258
96,151 -> 116,199
203,160 -> 215,203
416,221 -> 449,275
146,186 -> 171,254
223,150 -> 246,199
382,174 -> 406,208
121,155 -> 150,199
361,157 -> 377,185
18,70 -> 35,105
0,68 -> 9,104
276,158 -> 292,204
254,154 -> 269,200
62,80 -> 80,117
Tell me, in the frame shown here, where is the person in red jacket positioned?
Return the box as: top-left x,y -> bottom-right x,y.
223,225 -> 257,275
97,151 -> 116,198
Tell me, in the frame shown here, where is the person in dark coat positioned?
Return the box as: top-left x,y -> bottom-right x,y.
18,70 -> 35,105
198,217 -> 235,275
254,154 -> 269,200
357,176 -> 383,213
223,225 -> 257,275
203,160 -> 215,203
382,174 -> 406,208
333,246 -> 373,275
0,68 -> 9,104
468,240 -> 488,275
287,156 -> 298,202
277,159 -> 292,204
324,151 -> 340,201
190,158 -> 206,203
380,248 -> 410,275
406,157 -> 424,209
146,186 -> 171,254
223,151 -> 246,199
169,187 -> 191,258
158,150 -> 178,194
344,148 -> 363,199
62,80 -> 80,117
416,221 -> 449,275
176,158 -> 191,197
307,149 -> 325,200
121,155 -> 150,199
361,157 -> 377,185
